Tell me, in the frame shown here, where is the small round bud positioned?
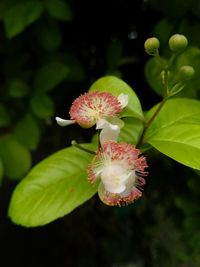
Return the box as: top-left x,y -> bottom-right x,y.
178,65 -> 195,81
144,37 -> 160,56
169,34 -> 188,53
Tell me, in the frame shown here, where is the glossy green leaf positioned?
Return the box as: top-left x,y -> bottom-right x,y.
89,76 -> 144,120
8,80 -> 29,98
9,144 -> 98,227
30,94 -> 55,118
118,117 -> 144,145
0,134 -> 31,180
3,1 -> 44,38
144,98 -> 200,170
34,62 -> 69,92
0,158 -> 4,186
0,104 -> 11,127
14,114 -> 40,150
44,0 -> 73,21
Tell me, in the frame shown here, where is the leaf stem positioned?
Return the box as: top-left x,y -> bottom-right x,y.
72,141 -> 96,155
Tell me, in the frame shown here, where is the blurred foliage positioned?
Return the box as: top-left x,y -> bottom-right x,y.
0,0 -> 200,267
0,0 -> 85,181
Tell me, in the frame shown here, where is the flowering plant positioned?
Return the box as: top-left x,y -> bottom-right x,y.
8,34 -> 200,227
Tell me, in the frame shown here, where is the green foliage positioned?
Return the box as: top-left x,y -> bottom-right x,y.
44,0 -> 73,21
0,158 -> 4,185
145,57 -> 166,96
9,144 -> 98,227
8,80 -> 30,98
30,93 -> 55,118
0,104 -> 11,127
145,47 -> 200,98
175,47 -> 200,96
145,98 -> 200,169
14,114 -> 40,150
2,1 -> 44,38
34,62 -> 69,92
0,0 -> 83,185
174,172 -> 200,266
34,19 -> 62,51
89,76 -> 144,120
0,134 -> 31,180
118,117 -> 143,145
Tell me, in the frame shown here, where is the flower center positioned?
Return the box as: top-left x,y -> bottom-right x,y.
69,92 -> 122,127
101,163 -> 130,194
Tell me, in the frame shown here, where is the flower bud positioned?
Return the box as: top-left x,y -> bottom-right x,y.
169,34 -> 188,53
144,37 -> 160,56
178,65 -> 195,81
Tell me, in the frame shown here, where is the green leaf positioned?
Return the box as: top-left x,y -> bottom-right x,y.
8,80 -> 30,98
145,46 -> 200,99
35,20 -> 62,51
0,158 -> 4,186
8,144 -> 98,227
14,114 -> 40,150
178,19 -> 200,47
118,117 -> 144,145
30,93 -> 55,118
0,0 -> 17,19
175,47 -> 200,97
89,76 -> 144,120
34,62 -> 69,92
44,0 -> 73,21
144,57 -> 166,97
0,104 -> 11,127
144,98 -> 200,170
0,134 -> 31,180
3,1 -> 44,38
153,19 -> 173,46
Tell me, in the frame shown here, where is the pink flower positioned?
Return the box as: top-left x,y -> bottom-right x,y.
88,141 -> 148,206
56,91 -> 128,144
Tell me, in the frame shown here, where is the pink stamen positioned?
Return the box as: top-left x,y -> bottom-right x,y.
69,92 -> 123,127
87,141 -> 148,206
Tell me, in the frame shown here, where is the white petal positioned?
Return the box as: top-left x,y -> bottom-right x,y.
99,123 -> 120,144
55,117 -> 75,127
101,164 -> 128,194
118,93 -> 128,108
96,118 -> 107,129
105,183 -> 126,194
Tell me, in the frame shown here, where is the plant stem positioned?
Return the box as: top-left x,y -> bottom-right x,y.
137,69 -> 169,148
